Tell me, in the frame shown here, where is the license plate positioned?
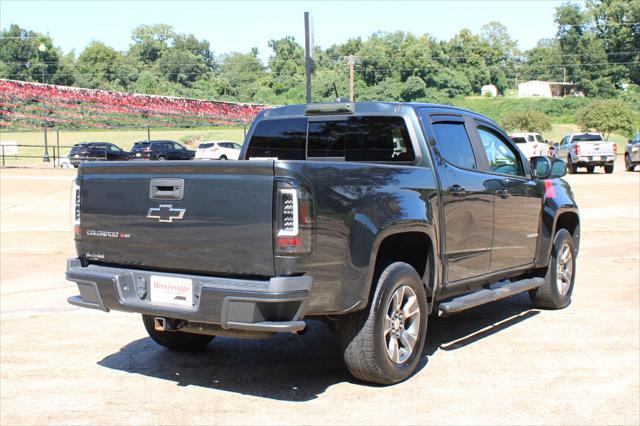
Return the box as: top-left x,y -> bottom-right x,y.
135,153 -> 141,157
592,156 -> 601,161
150,275 -> 193,307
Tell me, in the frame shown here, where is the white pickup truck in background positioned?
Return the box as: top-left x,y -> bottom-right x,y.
509,132 -> 553,160
555,132 -> 616,174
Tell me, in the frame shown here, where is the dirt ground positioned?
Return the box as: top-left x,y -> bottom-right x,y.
1,159 -> 638,425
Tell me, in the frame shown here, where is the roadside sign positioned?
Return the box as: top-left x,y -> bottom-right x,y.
1,141 -> 18,156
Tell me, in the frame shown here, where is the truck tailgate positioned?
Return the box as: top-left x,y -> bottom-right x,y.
78,161 -> 275,277
578,141 -> 614,156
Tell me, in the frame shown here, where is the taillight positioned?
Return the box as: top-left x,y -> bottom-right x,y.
574,144 -> 581,156
70,180 -> 81,239
275,181 -> 314,255
613,144 -> 617,156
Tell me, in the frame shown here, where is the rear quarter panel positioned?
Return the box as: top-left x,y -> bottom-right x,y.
274,161 -> 439,314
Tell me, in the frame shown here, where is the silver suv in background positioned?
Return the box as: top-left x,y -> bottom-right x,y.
555,133 -> 616,174
625,133 -> 640,172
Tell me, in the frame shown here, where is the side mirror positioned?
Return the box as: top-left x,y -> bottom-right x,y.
531,156 -> 566,179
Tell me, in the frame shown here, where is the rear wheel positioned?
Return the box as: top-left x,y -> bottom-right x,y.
529,229 -> 576,310
337,262 -> 428,384
142,315 -> 214,351
157,155 -> 167,161
604,163 -> 614,174
625,155 -> 634,172
586,165 -> 595,173
567,156 -> 577,174
219,155 -> 227,160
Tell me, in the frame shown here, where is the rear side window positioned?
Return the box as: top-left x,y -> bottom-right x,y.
346,116 -> 414,162
431,122 -> 477,170
247,118 -> 307,160
199,143 -> 214,149
511,137 -> 526,144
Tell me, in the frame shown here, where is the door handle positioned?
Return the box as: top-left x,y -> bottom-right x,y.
496,188 -> 511,199
447,185 -> 466,196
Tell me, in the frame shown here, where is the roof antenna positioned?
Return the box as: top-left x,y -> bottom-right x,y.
333,82 -> 343,102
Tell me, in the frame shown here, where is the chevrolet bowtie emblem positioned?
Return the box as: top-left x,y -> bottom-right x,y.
147,204 -> 186,223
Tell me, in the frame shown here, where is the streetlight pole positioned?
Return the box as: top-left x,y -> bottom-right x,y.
38,43 -> 50,162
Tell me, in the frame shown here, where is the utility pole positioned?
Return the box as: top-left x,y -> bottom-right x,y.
344,55 -> 358,101
304,12 -> 314,104
39,43 -> 50,162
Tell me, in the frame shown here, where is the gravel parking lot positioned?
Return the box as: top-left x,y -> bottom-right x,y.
1,160 -> 638,425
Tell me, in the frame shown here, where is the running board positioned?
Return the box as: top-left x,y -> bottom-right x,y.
438,277 -> 545,317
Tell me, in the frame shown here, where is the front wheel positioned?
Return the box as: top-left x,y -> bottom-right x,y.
157,156 -> 167,161
529,229 -> 576,309
338,262 -> 428,384
142,315 -> 214,351
567,156 -> 577,174
218,155 -> 227,160
604,163 -> 614,174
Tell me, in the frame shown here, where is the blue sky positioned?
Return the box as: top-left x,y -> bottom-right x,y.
1,0 -> 578,61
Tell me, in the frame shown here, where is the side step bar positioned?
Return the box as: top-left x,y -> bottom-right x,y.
438,277 -> 545,317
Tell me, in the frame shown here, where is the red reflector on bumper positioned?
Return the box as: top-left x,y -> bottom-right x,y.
277,236 -> 301,247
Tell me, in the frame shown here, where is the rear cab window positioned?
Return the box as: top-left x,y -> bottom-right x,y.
246,115 -> 416,163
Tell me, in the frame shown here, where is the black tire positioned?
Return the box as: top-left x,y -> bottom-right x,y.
586,165 -> 595,173
529,229 -> 576,310
567,156 -> 577,174
157,155 -> 167,161
604,163 -> 614,174
142,315 -> 214,351
219,155 -> 227,160
625,155 -> 634,172
337,262 -> 428,385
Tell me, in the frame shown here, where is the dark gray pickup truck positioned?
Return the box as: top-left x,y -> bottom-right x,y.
67,102 -> 580,384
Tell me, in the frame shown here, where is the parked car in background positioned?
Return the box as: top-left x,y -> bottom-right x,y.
58,154 -> 72,168
509,132 -> 553,159
195,141 -> 242,160
69,142 -> 130,167
625,133 -> 640,172
130,140 -> 194,161
555,132 -> 616,174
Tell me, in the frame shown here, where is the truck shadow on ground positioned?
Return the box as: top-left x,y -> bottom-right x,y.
98,293 -> 539,401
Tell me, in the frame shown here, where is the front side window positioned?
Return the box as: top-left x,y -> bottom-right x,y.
478,127 -> 524,176
430,122 -> 477,170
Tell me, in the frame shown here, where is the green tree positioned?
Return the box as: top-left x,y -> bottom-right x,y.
587,0 -> 640,85
0,24 -> 62,83
576,99 -> 635,138
158,49 -> 208,86
501,111 -> 552,133
130,24 -> 174,64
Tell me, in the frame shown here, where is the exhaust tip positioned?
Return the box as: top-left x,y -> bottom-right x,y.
154,317 -> 166,331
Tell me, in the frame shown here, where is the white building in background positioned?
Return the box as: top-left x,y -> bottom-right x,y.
481,84 -> 498,97
518,80 -> 574,98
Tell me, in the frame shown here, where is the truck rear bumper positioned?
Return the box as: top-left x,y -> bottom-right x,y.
66,259 -> 312,333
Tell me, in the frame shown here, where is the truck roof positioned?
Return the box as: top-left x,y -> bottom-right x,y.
260,101 -> 500,127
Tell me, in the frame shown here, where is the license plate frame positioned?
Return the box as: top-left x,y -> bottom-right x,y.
592,156 -> 601,161
149,275 -> 193,308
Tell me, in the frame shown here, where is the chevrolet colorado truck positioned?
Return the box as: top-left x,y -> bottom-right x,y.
67,102 -> 580,384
